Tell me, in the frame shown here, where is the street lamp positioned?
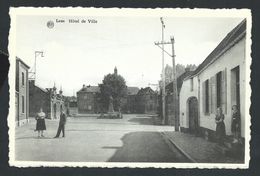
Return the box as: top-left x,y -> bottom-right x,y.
29,51 -> 44,84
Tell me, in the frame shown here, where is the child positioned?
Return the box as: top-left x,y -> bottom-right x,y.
231,105 -> 241,143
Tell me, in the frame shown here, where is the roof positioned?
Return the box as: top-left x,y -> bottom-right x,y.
78,85 -> 100,93
166,70 -> 194,93
127,87 -> 139,95
29,81 -> 48,93
137,87 -> 156,95
192,19 -> 246,76
78,85 -> 139,95
16,56 -> 30,69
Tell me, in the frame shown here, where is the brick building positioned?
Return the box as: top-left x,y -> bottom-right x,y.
77,85 -> 140,114
15,57 -> 30,126
77,85 -> 101,114
29,82 -> 65,119
135,87 -> 158,114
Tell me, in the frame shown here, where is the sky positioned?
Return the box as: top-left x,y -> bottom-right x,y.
15,14 -> 243,96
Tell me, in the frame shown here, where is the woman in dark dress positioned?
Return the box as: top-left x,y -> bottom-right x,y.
231,105 -> 241,143
215,107 -> 226,145
35,108 -> 46,138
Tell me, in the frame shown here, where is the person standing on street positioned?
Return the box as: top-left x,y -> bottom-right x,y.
215,107 -> 226,145
35,107 -> 46,138
54,109 -> 67,138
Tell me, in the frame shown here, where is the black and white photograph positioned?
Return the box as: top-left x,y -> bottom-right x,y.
8,8 -> 251,168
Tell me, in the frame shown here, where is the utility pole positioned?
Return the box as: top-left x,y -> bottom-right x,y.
155,18 -> 179,130
171,36 -> 179,131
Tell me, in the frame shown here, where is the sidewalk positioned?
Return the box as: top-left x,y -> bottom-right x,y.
162,131 -> 244,163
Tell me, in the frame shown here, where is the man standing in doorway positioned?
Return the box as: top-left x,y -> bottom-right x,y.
54,109 -> 67,138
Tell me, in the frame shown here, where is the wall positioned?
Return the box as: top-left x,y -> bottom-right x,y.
179,76 -> 199,129
198,37 -> 246,137
16,61 -> 29,126
29,83 -> 50,118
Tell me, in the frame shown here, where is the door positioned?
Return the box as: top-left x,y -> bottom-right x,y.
188,97 -> 199,133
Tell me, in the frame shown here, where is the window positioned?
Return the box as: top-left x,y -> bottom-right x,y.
22,72 -> 25,86
231,66 -> 240,110
203,79 -> 210,114
209,68 -> 227,114
205,80 -> 209,113
216,71 -> 222,108
190,78 -> 194,91
22,96 -> 25,113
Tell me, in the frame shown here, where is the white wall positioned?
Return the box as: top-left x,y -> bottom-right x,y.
179,76 -> 199,128
198,37 -> 246,137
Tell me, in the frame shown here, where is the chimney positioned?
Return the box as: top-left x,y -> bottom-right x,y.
83,84 -> 85,88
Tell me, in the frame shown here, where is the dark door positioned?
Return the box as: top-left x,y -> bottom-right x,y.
188,97 -> 199,133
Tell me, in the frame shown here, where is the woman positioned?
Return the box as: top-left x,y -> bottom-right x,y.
231,105 -> 241,143
215,107 -> 226,145
35,108 -> 46,138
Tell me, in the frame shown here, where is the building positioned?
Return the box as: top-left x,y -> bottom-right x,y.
16,57 -> 30,126
135,87 -> 158,114
164,69 -> 194,125
29,81 -> 65,119
77,85 -> 100,114
64,96 -> 78,116
124,87 -> 139,113
77,85 -> 140,114
179,19 -> 247,140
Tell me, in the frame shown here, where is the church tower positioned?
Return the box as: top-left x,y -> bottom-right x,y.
114,66 -> 118,75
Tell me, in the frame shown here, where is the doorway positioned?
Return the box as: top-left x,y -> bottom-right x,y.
188,97 -> 199,134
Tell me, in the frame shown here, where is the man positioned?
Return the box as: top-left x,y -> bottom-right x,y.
54,109 -> 67,138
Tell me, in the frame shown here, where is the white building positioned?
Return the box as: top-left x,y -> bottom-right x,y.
179,19 -> 247,139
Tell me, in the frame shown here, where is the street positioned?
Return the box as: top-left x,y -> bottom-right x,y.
15,114 -> 189,162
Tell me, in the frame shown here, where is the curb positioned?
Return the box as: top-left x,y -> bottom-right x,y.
160,131 -> 197,163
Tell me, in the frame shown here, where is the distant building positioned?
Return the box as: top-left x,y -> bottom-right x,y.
135,87 -> 158,114
77,85 -> 140,114
64,96 -> 78,116
122,87 -> 139,113
16,57 -> 30,126
29,81 -> 65,119
77,85 -> 100,114
179,19 -> 246,139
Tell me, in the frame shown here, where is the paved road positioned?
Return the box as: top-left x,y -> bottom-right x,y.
15,114 -> 189,162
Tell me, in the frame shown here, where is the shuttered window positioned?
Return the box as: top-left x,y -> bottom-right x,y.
208,68 -> 227,115
203,79 -> 210,114
221,68 -> 227,114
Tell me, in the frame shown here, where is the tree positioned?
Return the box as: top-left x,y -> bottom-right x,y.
98,69 -> 127,112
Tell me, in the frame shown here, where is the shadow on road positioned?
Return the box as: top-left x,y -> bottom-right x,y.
107,131 -> 190,162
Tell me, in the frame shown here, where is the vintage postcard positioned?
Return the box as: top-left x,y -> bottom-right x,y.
8,7 -> 251,168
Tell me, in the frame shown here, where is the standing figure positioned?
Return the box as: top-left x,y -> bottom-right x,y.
35,108 -> 46,138
231,105 -> 241,143
215,107 -> 226,145
54,109 -> 67,138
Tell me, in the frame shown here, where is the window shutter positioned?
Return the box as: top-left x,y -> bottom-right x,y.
221,68 -> 227,114
202,81 -> 205,114
211,75 -> 217,114
209,77 -> 212,113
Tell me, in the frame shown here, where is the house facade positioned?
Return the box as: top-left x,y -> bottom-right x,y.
179,19 -> 247,139
77,85 -> 101,114
15,57 -> 30,126
135,87 -> 158,114
29,81 -> 65,119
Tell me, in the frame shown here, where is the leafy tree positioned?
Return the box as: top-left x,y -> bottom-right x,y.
98,71 -> 127,112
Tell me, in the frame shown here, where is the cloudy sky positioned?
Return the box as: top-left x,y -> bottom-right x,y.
15,13 -> 243,96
